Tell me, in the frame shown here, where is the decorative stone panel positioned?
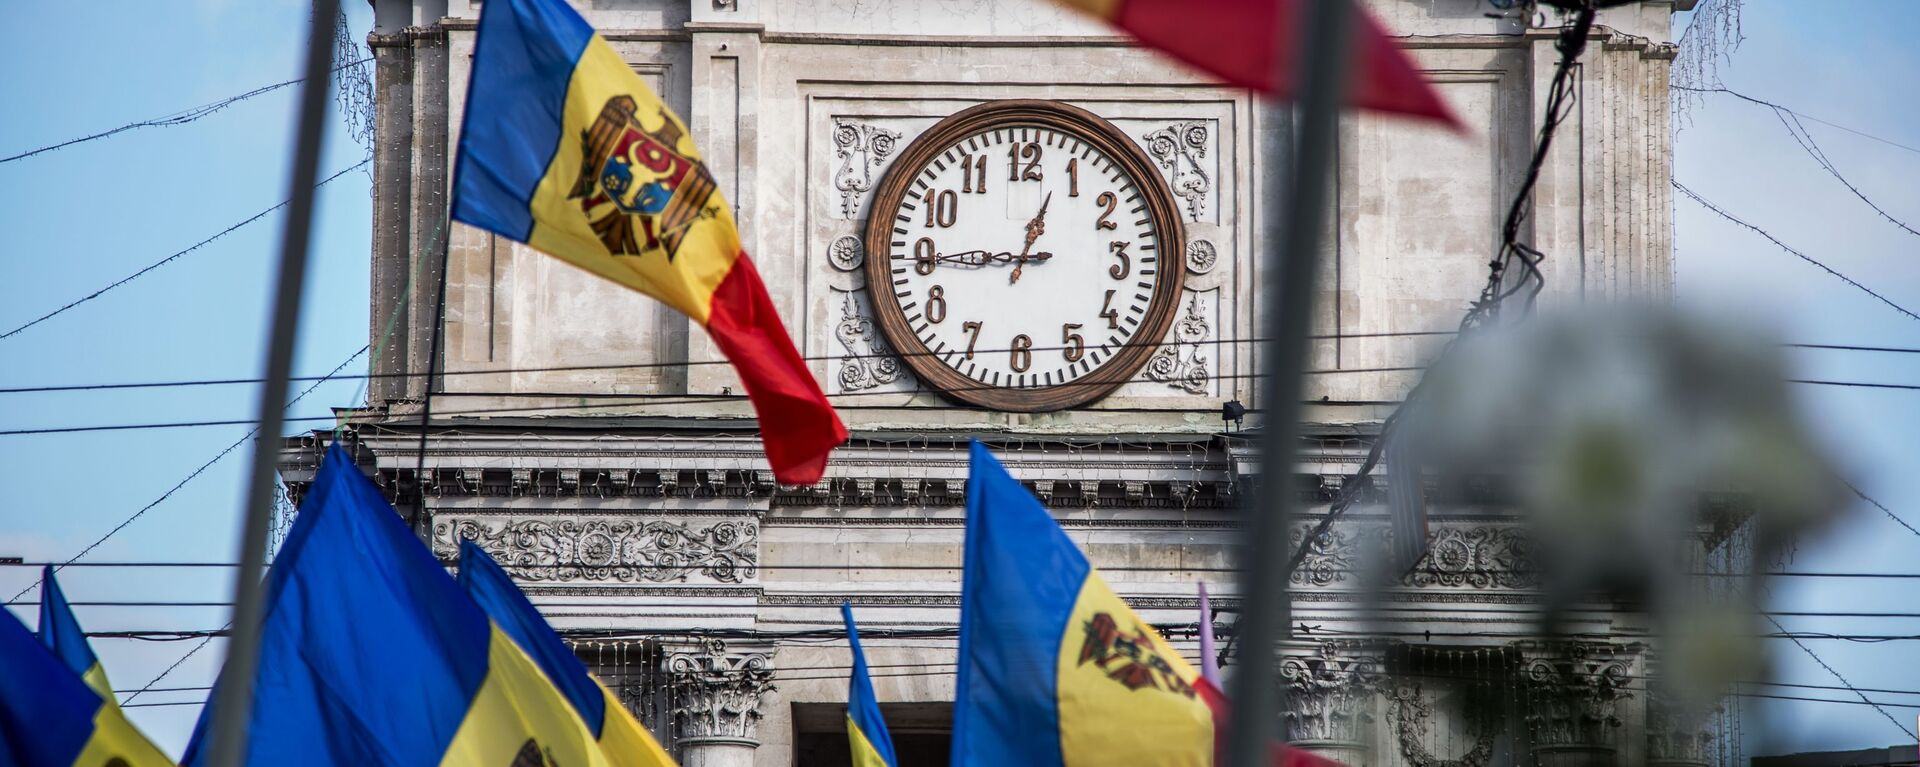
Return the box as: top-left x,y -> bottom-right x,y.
434,514 -> 759,584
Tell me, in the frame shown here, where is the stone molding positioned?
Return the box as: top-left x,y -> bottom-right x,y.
1389,683 -> 1496,767
434,514 -> 759,584
665,639 -> 776,745
1290,523 -> 1540,591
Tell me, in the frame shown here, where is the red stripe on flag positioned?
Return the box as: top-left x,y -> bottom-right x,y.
1112,0 -> 1459,128
704,254 -> 849,485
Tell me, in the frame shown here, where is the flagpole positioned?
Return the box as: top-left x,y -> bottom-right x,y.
1225,0 -> 1353,764
205,1 -> 340,764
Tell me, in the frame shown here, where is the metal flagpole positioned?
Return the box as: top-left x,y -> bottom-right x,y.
205,0 -> 340,764
1224,0 -> 1355,764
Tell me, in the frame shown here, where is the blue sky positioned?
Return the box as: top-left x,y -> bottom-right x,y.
1,0 -> 1917,760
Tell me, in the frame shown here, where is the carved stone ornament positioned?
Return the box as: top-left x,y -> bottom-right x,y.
1288,523 -> 1390,587
1406,527 -> 1540,590
1185,238 -> 1218,274
1646,692 -> 1717,767
832,120 -> 900,218
434,516 -> 758,584
1521,644 -> 1633,749
835,293 -> 904,392
1277,644 -> 1380,746
1141,121 -> 1212,220
1389,684 -> 1497,767
1143,293 -> 1212,394
828,234 -> 864,271
666,639 -> 775,744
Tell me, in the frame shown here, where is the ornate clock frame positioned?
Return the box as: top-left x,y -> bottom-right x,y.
860,99 -> 1188,412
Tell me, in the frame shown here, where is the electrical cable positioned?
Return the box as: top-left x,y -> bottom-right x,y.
5,345 -> 368,603
1672,85 -> 1920,159
0,58 -> 374,166
1766,613 -> 1918,740
6,336 -> 1916,397
1770,107 -> 1920,239
0,160 -> 371,342
1674,180 -> 1920,323
9,368 -> 1920,438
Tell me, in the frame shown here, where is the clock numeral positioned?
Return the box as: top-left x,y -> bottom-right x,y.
960,153 -> 987,194
1066,158 -> 1079,197
925,189 -> 957,228
1062,323 -> 1085,362
1008,142 -> 1042,181
1107,240 -> 1131,280
1009,334 -> 1033,373
1100,290 -> 1120,330
927,285 -> 947,324
1095,191 -> 1118,230
962,321 -> 983,359
914,237 -> 936,275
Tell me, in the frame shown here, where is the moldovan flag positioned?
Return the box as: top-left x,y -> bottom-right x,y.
458,540 -> 679,767
37,566 -> 111,697
952,441 -> 1212,766
452,0 -> 846,485
841,604 -> 898,767
1053,0 -> 1459,127
0,601 -> 171,766
179,444 -> 613,766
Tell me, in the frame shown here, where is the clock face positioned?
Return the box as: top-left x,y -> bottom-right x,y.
862,101 -> 1186,412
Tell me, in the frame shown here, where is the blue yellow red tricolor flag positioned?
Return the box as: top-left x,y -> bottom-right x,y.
1052,0 -> 1458,128
451,0 -> 846,485
458,540 -> 679,767
952,441 -> 1213,766
37,566 -> 111,697
1,601 -> 171,766
841,603 -> 897,767
179,444 -> 613,766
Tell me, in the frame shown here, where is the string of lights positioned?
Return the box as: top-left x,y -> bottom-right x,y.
0,160 -> 371,342
1674,179 -> 1920,324
0,58 -> 374,166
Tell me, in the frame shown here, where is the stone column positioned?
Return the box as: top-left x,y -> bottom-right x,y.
1520,643 -> 1634,767
665,639 -> 775,767
1646,692 -> 1715,767
1277,643 -> 1380,766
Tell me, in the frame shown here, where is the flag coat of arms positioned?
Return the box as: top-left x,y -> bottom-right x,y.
458,540 -> 679,767
180,444 -> 616,767
451,0 -> 846,485
841,604 -> 897,767
38,567 -> 112,698
0,602 -> 171,767
953,441 -> 1212,766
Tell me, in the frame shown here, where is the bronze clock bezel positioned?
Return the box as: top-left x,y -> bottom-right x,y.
860,99 -> 1188,412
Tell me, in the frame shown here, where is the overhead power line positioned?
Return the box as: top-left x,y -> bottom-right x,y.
0,58 -> 373,166
1674,180 -> 1920,324
0,160 -> 370,343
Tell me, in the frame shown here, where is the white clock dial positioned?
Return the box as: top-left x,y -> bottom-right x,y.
864,102 -> 1185,412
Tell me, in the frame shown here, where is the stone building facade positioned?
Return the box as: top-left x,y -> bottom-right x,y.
282,1 -> 1704,765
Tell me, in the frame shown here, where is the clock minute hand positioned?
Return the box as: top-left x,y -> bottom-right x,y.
1012,191 -> 1053,285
